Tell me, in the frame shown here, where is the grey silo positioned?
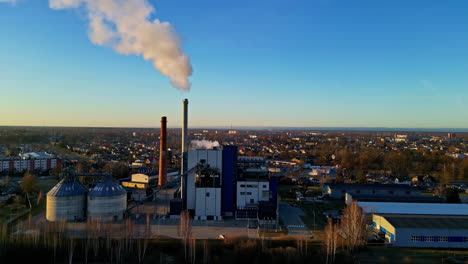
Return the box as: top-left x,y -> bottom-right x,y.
87,177 -> 127,221
46,177 -> 88,222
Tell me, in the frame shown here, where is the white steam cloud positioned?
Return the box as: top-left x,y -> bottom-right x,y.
49,0 -> 193,90
191,140 -> 220,150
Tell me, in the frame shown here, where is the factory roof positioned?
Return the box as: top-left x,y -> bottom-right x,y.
360,202 -> 468,216
348,194 -> 444,203
88,177 -> 127,197
378,214 -> 468,229
325,183 -> 415,190
47,178 -> 88,197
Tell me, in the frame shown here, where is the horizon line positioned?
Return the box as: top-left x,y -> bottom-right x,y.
1,125 -> 467,133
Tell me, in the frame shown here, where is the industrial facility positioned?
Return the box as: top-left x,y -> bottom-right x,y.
46,175 -> 127,222
46,98 -> 278,227
172,146 -> 279,226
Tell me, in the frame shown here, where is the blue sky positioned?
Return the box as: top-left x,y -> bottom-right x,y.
1,0 -> 468,128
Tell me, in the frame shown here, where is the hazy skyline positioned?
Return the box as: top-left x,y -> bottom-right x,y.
1,0 -> 468,128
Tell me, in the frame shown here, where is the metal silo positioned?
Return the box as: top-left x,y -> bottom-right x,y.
46,177 -> 88,222
87,177 -> 127,221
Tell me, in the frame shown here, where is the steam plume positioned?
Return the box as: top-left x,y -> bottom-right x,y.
191,140 -> 220,150
49,0 -> 192,90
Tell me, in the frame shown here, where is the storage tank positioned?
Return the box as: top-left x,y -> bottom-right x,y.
46,177 -> 88,222
87,177 -> 127,221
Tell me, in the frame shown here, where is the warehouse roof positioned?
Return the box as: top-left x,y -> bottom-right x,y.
378,214 -> 468,229
360,202 -> 468,215
348,194 -> 444,203
325,183 -> 414,190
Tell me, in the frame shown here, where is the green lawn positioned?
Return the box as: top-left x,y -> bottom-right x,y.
358,246 -> 468,264
0,178 -> 56,224
37,178 -> 58,193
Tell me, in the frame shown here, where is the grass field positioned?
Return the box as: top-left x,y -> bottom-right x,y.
0,177 -> 57,224
358,246 -> 468,264
37,178 -> 59,193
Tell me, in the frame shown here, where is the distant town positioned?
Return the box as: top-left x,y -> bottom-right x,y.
0,121 -> 467,263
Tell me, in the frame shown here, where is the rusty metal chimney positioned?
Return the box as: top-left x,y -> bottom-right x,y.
158,116 -> 167,186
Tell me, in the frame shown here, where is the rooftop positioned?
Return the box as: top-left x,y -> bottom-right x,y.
21,152 -> 55,159
360,202 -> 468,216
47,178 -> 88,197
378,214 -> 468,229
325,183 -> 414,190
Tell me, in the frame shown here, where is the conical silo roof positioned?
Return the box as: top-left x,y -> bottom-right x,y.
88,177 -> 126,197
47,177 -> 88,197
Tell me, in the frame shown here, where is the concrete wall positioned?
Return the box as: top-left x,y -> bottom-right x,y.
187,149 -> 223,210
394,228 -> 468,248
46,195 -> 86,222
195,188 -> 221,220
236,181 -> 269,208
87,194 -> 127,221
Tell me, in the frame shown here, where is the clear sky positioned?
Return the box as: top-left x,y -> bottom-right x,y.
1,0 -> 468,128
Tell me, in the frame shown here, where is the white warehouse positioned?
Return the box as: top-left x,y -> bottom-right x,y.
372,214 -> 468,248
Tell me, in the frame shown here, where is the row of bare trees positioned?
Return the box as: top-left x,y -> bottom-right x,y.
323,201 -> 366,264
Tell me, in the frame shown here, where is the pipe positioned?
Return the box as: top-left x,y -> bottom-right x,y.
181,99 -> 188,204
158,116 -> 167,186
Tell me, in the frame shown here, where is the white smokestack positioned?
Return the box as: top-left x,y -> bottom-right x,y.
191,140 -> 220,150
49,0 -> 193,91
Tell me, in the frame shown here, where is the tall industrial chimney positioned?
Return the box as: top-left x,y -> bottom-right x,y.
158,116 -> 167,186
181,99 -> 188,203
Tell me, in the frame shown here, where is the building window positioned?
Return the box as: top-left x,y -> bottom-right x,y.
356,190 -> 361,194
240,192 -> 245,195
439,236 -> 448,242
263,185 -> 267,188
247,192 -> 252,195
206,193 -> 210,197
240,184 -> 245,187
410,236 -> 420,242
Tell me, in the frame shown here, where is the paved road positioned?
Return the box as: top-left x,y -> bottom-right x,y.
279,202 -> 310,236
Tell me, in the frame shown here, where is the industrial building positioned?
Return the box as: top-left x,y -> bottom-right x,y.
176,145 -> 279,225
372,214 -> 468,248
345,193 -> 445,204
358,202 -> 468,215
322,183 -> 420,200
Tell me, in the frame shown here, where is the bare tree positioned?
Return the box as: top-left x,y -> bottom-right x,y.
323,219 -> 339,264
178,211 -> 192,262
340,201 -> 366,253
